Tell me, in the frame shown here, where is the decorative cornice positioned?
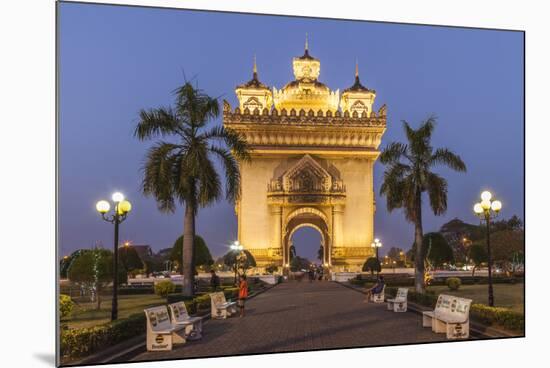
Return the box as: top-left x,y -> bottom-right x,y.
223,100 -> 387,150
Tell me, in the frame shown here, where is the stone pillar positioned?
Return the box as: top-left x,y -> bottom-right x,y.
271,206 -> 283,264
332,204 -> 344,249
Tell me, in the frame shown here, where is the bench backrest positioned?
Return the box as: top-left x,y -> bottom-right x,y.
144,306 -> 172,332
434,294 -> 472,322
210,292 -> 226,306
169,302 -> 190,323
394,287 -> 408,302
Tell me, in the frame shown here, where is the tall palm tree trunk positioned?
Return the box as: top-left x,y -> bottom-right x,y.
182,202 -> 196,296
414,190 -> 425,293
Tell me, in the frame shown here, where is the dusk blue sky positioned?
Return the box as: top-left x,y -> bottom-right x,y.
59,3 -> 524,261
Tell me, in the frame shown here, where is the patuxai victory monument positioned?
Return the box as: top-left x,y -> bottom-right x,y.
223,39 -> 387,273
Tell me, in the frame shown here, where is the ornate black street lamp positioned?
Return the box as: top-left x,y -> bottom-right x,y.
473,190 -> 502,307
371,238 -> 382,261
371,238 -> 382,276
230,240 -> 244,285
96,192 -> 132,321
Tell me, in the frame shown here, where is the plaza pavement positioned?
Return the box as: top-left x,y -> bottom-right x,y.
129,280 -> 452,362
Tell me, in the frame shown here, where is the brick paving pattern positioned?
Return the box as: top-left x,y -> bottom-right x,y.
130,281 -> 448,362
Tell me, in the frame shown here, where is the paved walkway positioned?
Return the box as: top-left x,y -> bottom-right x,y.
130,281 -> 449,362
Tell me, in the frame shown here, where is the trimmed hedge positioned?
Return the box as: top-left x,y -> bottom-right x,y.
60,294 -> 74,319
60,312 -> 145,359
384,288 -> 524,332
470,304 -> 524,332
350,275 -> 521,287
117,286 -> 154,295
60,285 -> 251,360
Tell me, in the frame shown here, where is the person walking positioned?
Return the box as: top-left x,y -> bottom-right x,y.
238,275 -> 248,317
210,269 -> 220,291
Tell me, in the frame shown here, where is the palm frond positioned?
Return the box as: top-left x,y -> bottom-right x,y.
429,148 -> 467,172
416,115 -> 436,141
201,126 -> 251,162
380,163 -> 410,212
195,149 -> 222,206
134,107 -> 180,140
141,142 -> 180,212
209,145 -> 241,202
379,142 -> 409,165
174,82 -> 220,128
426,172 -> 448,215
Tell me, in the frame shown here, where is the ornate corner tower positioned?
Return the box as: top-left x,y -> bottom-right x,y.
235,57 -> 273,112
224,39 -> 387,273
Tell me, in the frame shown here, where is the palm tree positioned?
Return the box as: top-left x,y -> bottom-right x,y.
379,117 -> 466,293
135,82 -> 250,296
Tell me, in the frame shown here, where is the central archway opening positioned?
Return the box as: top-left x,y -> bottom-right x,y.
289,225 -> 323,268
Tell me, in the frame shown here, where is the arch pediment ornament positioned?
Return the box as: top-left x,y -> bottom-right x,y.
268,155 -> 345,205
282,154 -> 332,192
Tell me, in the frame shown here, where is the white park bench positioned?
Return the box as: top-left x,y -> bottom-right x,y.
210,291 -> 237,319
422,294 -> 473,339
144,306 -> 186,351
168,302 -> 203,341
370,285 -> 386,303
386,287 -> 408,312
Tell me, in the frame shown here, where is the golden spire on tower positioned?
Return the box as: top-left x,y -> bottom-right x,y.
253,54 -> 257,75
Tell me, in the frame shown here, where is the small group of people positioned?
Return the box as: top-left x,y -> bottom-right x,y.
307,266 -> 325,282
364,275 -> 385,303
210,270 -> 248,317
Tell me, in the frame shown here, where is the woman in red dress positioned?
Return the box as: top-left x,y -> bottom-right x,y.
238,275 -> 248,317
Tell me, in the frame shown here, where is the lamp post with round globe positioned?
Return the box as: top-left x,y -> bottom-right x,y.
230,240 -> 244,285
371,238 -> 382,261
473,190 -> 502,307
96,192 -> 132,321
370,238 -> 383,276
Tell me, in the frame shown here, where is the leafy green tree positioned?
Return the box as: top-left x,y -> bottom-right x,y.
379,117 -> 466,292
170,235 -> 213,273
362,257 -> 381,275
60,256 -> 72,279
118,246 -> 144,282
289,256 -> 310,272
468,243 -> 487,276
67,248 -> 113,310
424,232 -> 454,269
223,250 -> 257,282
491,215 -> 524,233
490,229 -> 524,272
135,82 -> 250,296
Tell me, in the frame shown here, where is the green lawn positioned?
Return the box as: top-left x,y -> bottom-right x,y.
426,283 -> 524,313
64,294 -> 165,329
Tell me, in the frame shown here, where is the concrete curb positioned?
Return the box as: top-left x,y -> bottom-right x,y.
71,283 -> 280,366
335,281 -> 519,338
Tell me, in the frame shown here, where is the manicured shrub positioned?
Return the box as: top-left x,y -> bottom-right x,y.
405,290 -> 524,332
166,293 -> 194,304
446,277 -> 461,291
60,313 -> 145,359
154,280 -> 176,298
59,294 -> 74,319
118,286 -> 155,295
470,304 -> 524,332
